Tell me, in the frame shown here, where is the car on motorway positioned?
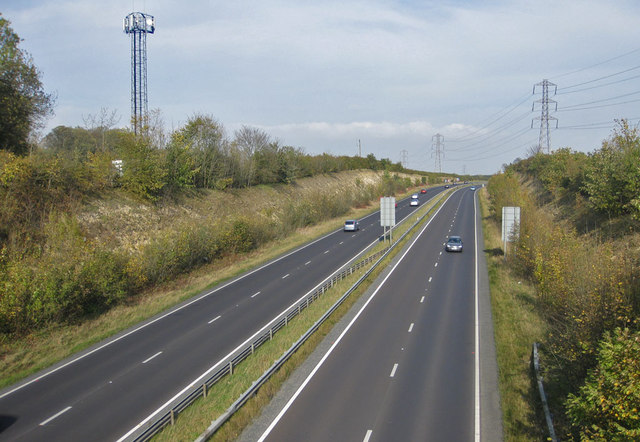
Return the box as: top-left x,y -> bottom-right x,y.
470,186 -> 476,191
444,184 -> 450,189
420,188 -> 427,194
410,199 -> 419,206
411,193 -> 419,199
343,219 -> 360,231
445,236 -> 463,252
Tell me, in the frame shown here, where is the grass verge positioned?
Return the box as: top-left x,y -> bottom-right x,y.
478,188 -> 548,441
151,190 -> 448,441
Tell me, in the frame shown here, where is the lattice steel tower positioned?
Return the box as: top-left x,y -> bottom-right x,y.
431,133 -> 444,173
124,12 -> 155,134
532,79 -> 558,153
400,149 -> 408,168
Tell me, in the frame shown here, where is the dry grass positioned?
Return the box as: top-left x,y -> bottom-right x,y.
478,188 -> 548,441
0,173 -> 428,389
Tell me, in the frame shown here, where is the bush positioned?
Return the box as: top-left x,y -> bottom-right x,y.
0,214 -> 130,332
566,328 -> 640,440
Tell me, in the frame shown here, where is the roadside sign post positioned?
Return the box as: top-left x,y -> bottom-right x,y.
380,197 -> 396,243
502,206 -> 520,258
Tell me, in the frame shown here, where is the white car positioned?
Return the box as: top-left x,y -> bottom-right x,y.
410,199 -> 419,206
344,220 -> 359,231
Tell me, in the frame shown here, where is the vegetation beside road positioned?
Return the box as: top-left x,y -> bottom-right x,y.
486,121 -> 640,440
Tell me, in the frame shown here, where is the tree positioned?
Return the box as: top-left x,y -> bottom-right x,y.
118,132 -> 166,201
582,120 -> 640,217
174,115 -> 228,189
233,126 -> 270,187
82,107 -> 121,152
0,15 -> 54,155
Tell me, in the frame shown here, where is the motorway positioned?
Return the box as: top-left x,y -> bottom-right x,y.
254,186 -> 501,441
0,185 -> 448,441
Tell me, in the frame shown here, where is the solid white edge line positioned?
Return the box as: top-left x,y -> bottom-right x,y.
474,191 -> 481,442
142,352 -> 162,364
363,429 -> 373,442
117,236 -> 384,442
390,363 -> 399,377
256,192 -> 453,442
40,406 -> 72,426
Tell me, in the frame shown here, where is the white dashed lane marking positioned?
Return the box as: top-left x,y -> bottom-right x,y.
40,406 -> 72,426
142,351 -> 162,364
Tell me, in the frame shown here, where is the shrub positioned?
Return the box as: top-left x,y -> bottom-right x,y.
566,328 -> 640,440
0,214 -> 130,332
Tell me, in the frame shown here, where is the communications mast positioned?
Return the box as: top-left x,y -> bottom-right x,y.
123,12 -> 155,134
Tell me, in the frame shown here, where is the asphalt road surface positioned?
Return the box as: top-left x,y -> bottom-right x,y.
0,186 -> 450,441
256,186 -> 501,442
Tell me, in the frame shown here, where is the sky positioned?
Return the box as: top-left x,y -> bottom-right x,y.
4,0 -> 640,175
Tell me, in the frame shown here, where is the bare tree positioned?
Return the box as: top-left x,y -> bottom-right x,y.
145,108 -> 167,149
234,126 -> 270,186
526,143 -> 544,158
82,107 -> 121,151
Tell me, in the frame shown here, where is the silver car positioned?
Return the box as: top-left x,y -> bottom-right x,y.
344,220 -> 360,231
445,236 -> 463,252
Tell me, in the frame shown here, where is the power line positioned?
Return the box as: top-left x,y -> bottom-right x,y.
557,65 -> 640,92
558,90 -> 640,109
550,47 -> 640,81
448,110 -> 532,153
447,92 -> 532,143
557,73 -> 640,95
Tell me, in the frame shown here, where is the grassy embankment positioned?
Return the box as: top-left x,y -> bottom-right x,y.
0,170 -> 425,388
478,187 -> 548,441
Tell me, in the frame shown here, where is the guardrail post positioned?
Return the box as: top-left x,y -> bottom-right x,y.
269,328 -> 273,340
170,409 -> 175,425
251,343 -> 255,354
203,383 -> 208,398
531,343 -> 557,442
285,315 -> 288,326
229,361 -> 234,375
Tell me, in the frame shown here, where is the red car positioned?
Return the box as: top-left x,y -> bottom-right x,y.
420,189 -> 427,194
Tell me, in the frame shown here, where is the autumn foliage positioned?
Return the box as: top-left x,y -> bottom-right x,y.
488,121 -> 640,439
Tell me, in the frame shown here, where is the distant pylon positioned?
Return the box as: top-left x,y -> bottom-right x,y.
400,149 -> 408,168
431,134 -> 444,173
124,12 -> 155,134
532,79 -> 558,153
